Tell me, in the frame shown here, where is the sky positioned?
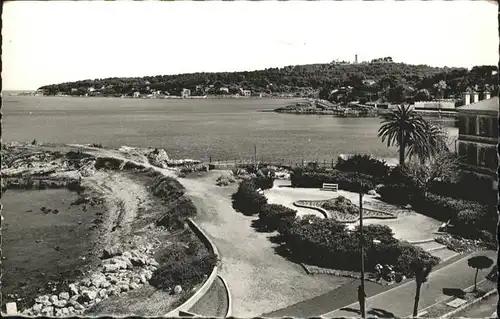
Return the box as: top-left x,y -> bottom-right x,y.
2,0 -> 498,90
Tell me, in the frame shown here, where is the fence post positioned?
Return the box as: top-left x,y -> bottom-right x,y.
331,158 -> 334,168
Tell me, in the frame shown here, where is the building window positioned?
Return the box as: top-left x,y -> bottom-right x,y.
478,117 -> 489,137
458,116 -> 467,135
458,142 -> 467,160
478,146 -> 487,167
486,146 -> 498,170
491,117 -> 498,139
467,143 -> 477,165
468,116 -> 477,135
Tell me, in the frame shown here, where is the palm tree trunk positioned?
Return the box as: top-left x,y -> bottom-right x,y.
474,269 -> 479,291
413,283 -> 421,317
399,132 -> 406,166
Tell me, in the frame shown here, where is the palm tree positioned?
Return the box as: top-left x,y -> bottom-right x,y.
377,104 -> 428,166
412,262 -> 433,317
406,122 -> 449,163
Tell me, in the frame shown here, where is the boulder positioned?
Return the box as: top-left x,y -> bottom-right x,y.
173,285 -> 183,295
98,289 -> 108,299
368,190 -> 377,196
41,306 -> 54,316
49,295 -> 59,304
59,292 -> 70,301
102,246 -> 123,259
80,278 -> 92,287
32,303 -> 43,313
69,295 -> 80,302
106,287 -> 120,296
129,282 -> 141,290
53,299 -> 67,308
68,284 -> 79,296
81,290 -> 97,302
140,274 -> 148,284
35,295 -> 50,304
69,300 -> 84,311
91,273 -> 107,287
103,263 -> 120,273
119,284 -> 130,292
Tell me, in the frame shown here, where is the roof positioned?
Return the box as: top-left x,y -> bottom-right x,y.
457,96 -> 498,112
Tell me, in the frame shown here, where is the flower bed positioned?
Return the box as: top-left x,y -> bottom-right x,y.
294,198 -> 396,223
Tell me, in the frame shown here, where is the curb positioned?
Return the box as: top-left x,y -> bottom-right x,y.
409,238 -> 437,244
164,218 -> 220,317
218,275 -> 232,318
438,288 -> 497,319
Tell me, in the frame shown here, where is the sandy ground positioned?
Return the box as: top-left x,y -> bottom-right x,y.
176,171 -> 350,317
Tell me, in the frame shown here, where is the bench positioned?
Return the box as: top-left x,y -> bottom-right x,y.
322,183 -> 338,192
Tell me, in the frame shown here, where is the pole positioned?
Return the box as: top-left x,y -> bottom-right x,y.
359,192 -> 366,319
254,144 -> 257,166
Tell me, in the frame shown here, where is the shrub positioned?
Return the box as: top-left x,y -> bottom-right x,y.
215,174 -> 235,186
336,155 -> 390,181
231,180 -> 268,215
411,193 -> 486,222
150,242 -> 218,292
290,168 -> 375,193
258,204 -> 297,231
156,197 -> 198,230
321,196 -> 358,215
278,216 -> 439,277
150,175 -> 186,201
378,183 -> 415,205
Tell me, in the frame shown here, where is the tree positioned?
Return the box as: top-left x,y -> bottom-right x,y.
412,260 -> 433,317
406,123 -> 448,163
414,89 -> 431,102
403,147 -> 458,197
467,256 -> 494,291
377,105 -> 428,166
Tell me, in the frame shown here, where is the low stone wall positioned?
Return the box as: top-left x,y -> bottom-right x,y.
164,218 -> 220,317
218,275 -> 232,318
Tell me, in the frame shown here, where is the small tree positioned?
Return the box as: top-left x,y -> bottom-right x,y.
467,255 -> 494,291
412,260 -> 433,317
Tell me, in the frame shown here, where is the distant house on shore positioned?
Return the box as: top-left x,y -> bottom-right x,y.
181,88 -> 191,98
34,89 -> 45,96
133,92 -> 141,98
456,94 -> 498,190
220,87 -> 229,94
240,89 -> 251,97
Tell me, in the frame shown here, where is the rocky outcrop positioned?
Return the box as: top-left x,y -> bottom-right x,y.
147,148 -> 170,168
21,245 -> 159,317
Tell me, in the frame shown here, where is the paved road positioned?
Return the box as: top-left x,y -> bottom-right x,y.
455,292 -> 498,318
322,250 -> 497,318
188,276 -> 229,317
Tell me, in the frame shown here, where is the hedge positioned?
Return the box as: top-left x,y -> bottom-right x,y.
290,168 -> 375,193
336,155 -> 390,182
258,203 -> 297,231
279,216 -> 439,276
231,179 -> 268,215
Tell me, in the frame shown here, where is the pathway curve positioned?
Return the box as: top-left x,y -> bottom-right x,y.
176,172 -> 350,317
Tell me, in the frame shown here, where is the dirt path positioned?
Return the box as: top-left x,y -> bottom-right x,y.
82,171 -> 151,249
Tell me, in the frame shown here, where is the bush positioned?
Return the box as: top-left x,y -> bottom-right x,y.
321,196 -> 358,215
156,197 -> 198,230
231,180 -> 268,215
258,204 -> 297,231
150,175 -> 186,201
378,183 -> 415,205
150,242 -> 218,292
336,155 -> 390,181
290,168 -> 375,193
278,216 -> 439,277
412,193 -> 486,222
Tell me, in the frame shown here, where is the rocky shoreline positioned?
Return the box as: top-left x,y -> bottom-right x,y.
23,244 -> 160,317
1,142 -> 215,316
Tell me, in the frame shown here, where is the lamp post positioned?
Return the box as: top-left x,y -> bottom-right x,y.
359,192 -> 366,319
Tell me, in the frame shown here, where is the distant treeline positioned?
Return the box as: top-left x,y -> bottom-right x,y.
38,59 -> 498,104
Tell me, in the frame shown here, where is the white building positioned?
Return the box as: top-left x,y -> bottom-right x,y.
181,88 -> 191,98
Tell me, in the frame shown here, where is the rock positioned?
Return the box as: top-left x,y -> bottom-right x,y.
368,190 -> 377,196
59,292 -> 70,301
80,278 -> 92,287
173,285 -> 183,295
32,303 -> 43,313
101,281 -> 111,288
69,295 -> 80,302
140,274 -> 148,284
91,272 -> 107,287
49,295 -> 59,304
144,270 -> 153,280
94,298 -> 102,304
108,276 -> 119,284
41,306 -> 54,316
103,263 -> 120,273
35,295 -> 50,304
119,284 -> 130,292
129,282 -> 140,290
81,290 -> 97,302
69,300 -> 84,310
148,258 -> 159,267
68,284 -> 79,296
102,246 -> 123,259
53,299 -> 67,308
106,287 -> 120,296
98,289 -> 108,299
